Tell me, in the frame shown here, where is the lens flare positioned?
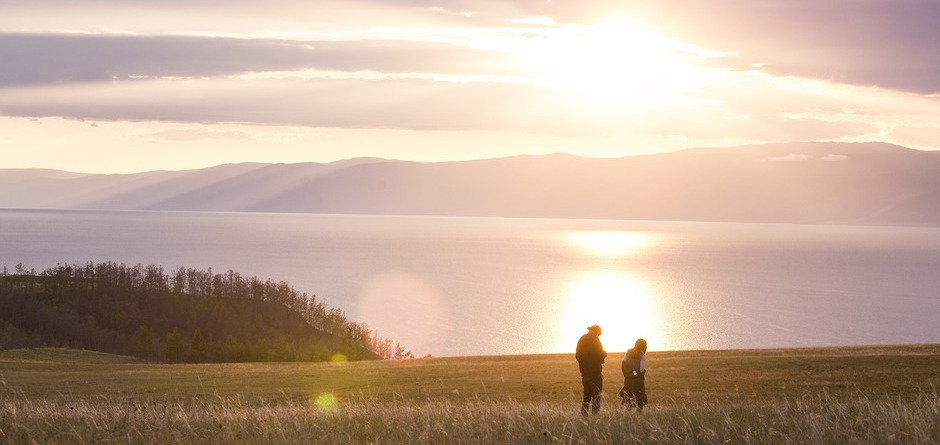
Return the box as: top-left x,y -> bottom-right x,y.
358,271 -> 449,357
311,392 -> 338,411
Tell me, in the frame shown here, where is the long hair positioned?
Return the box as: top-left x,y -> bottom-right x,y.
628,338 -> 647,358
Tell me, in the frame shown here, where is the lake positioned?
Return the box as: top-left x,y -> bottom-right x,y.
1,209 -> 938,357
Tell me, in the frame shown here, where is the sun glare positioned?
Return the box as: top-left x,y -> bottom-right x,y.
516,19 -> 706,113
569,230 -> 649,256
555,271 -> 660,353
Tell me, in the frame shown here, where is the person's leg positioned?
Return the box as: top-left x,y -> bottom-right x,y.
581,378 -> 591,415
590,375 -> 603,414
636,379 -> 647,412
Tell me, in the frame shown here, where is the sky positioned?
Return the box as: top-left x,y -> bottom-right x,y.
2,0 -> 940,174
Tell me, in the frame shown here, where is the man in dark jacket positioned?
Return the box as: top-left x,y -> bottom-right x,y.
576,324 -> 607,414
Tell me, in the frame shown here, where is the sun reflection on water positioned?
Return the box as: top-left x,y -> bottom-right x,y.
549,229 -> 663,353
569,230 -> 650,256
554,271 -> 661,354
569,230 -> 649,256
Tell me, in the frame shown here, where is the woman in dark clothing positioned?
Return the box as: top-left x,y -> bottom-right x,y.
619,338 -> 648,411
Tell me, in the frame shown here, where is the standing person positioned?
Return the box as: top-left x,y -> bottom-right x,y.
619,338 -> 648,412
576,324 -> 607,415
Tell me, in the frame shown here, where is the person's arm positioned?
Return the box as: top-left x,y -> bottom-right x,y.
639,354 -> 647,373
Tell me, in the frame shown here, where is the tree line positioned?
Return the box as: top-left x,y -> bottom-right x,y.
0,261 -> 413,362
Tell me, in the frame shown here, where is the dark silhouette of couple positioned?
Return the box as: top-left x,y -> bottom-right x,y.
575,325 -> 647,414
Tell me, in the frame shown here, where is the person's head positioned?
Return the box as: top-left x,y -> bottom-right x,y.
634,338 -> 647,354
587,325 -> 602,336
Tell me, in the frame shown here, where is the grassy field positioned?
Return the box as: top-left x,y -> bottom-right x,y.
1,345 -> 938,444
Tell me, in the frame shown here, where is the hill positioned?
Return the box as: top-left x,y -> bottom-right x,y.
0,347 -> 138,364
3,142 -> 940,226
0,262 -> 393,362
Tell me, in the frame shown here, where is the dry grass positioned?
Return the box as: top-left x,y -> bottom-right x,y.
1,345 -> 938,444
2,392 -> 937,444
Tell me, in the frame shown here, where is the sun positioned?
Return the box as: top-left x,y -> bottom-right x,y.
514,19 -> 706,114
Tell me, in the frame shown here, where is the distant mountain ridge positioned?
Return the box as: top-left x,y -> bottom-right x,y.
3,142 -> 940,226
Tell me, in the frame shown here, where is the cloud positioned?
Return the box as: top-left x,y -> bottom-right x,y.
2,0 -> 940,149
0,0 -> 525,35
0,75 -> 617,134
6,1 -> 940,95
1,52 -> 929,141
625,0 -> 940,94
769,153 -> 849,162
0,34 -> 517,87
770,154 -> 811,162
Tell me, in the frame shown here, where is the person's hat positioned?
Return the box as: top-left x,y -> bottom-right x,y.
587,325 -> 602,335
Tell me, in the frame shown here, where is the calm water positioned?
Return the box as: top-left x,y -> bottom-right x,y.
1,209 -> 938,357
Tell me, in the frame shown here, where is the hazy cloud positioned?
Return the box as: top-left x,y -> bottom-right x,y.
0,34 -> 516,87
769,154 -> 849,162
2,0 -> 940,153
770,154 -> 812,162
0,76 -> 612,135
625,0 -> 940,94
5,0 -> 939,94
0,60 -> 912,139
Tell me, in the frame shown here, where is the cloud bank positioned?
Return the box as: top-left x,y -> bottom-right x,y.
2,0 -> 939,172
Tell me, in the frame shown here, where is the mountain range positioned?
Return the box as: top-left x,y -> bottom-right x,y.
3,142 -> 940,226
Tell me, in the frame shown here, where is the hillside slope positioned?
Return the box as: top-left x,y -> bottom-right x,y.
3,142 -> 939,226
